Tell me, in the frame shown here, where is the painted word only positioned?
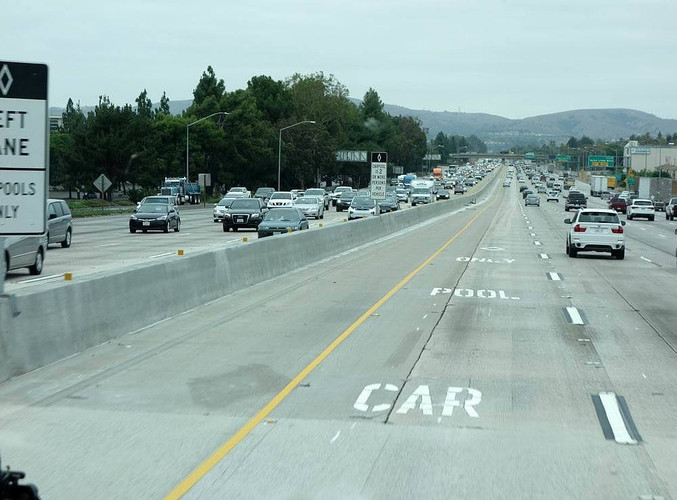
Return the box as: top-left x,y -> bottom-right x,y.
353,383 -> 481,417
456,257 -> 515,264
430,288 -> 520,300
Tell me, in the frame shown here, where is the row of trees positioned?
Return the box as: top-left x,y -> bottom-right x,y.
51,68 -> 488,196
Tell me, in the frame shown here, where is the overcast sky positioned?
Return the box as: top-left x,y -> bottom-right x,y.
5,0 -> 677,119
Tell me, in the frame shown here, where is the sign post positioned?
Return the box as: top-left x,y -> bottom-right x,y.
370,152 -> 387,200
0,61 -> 49,290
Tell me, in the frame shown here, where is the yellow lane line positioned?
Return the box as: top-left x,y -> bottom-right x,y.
165,198 -> 495,499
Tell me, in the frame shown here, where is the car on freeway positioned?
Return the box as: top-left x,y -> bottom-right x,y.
267,191 -> 295,208
454,183 -> 466,194
525,193 -> 540,206
537,186 -> 547,193
395,188 -> 410,204
46,199 -> 73,248
331,186 -> 353,206
226,187 -> 250,198
665,196 -> 677,220
626,199 -> 655,221
378,193 -> 400,212
336,191 -> 356,212
546,191 -> 559,203
222,198 -> 268,231
522,189 -> 534,199
129,203 -> 180,233
411,186 -> 435,206
253,187 -> 275,205
348,197 -> 380,220
257,208 -> 309,238
3,235 -> 48,276
607,196 -> 627,214
292,195 -> 324,219
564,208 -> 625,259
502,180 -> 511,187
564,191 -> 587,211
304,188 -> 330,210
436,188 -> 450,200
213,196 -> 239,222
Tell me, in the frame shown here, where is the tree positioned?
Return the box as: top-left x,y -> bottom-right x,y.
135,89 -> 153,119
188,66 -> 226,117
158,91 -> 171,116
247,75 -> 293,124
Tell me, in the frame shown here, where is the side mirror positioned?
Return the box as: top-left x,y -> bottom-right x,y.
564,218 -> 572,224
621,221 -> 626,226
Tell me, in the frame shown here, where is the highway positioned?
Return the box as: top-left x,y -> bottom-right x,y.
0,175 -> 676,499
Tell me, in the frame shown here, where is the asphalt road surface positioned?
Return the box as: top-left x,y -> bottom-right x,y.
1,178 -> 675,499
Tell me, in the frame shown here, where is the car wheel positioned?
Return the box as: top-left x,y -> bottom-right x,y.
29,249 -> 44,275
627,214 -> 632,220
61,228 -> 72,248
223,224 -> 229,232
142,229 -> 148,233
233,227 -> 238,231
174,220 -> 181,232
569,244 -> 577,258
615,248 -> 625,260
649,216 -> 654,221
163,223 -> 169,233
130,228 -> 136,233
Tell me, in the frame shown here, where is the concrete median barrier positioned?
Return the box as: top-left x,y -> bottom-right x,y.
0,170 -> 502,382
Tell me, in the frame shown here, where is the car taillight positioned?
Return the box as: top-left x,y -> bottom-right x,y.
611,226 -> 623,234
573,224 -> 586,232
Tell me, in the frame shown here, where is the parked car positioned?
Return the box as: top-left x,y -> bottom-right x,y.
564,208 -> 625,259
129,203 -> 180,233
46,199 -> 73,248
257,208 -> 309,238
608,196 -> 627,214
292,195 -> 325,219
3,235 -> 47,276
222,198 -> 268,231
626,199 -> 655,221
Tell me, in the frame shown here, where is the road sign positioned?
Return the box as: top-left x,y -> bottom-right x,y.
370,152 -> 387,200
588,155 -> 615,167
630,147 -> 650,155
93,173 -> 112,193
336,150 -> 368,162
0,61 -> 48,235
556,155 -> 572,161
525,152 -> 535,159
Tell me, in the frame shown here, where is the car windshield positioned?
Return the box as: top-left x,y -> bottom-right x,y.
270,193 -> 292,200
141,197 -> 171,204
264,209 -> 300,221
230,199 -> 260,209
305,189 -> 324,196
295,197 -> 319,205
352,197 -> 374,207
137,204 -> 169,214
578,212 -> 620,223
217,198 -> 237,207
412,188 -> 429,194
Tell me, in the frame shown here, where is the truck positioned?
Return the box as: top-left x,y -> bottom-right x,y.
410,179 -> 436,206
160,177 -> 201,205
590,175 -> 606,197
564,177 -> 575,190
638,177 -> 673,211
432,168 -> 443,180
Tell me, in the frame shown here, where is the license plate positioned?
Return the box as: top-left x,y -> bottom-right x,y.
236,218 -> 245,223
143,221 -> 150,226
590,227 -> 605,233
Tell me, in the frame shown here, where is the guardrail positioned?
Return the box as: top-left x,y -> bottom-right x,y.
0,170 -> 503,382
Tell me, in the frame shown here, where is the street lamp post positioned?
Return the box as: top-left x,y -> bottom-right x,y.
278,120 -> 316,191
186,111 -> 229,180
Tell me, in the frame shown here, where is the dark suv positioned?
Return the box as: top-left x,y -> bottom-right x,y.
223,198 -> 268,232
565,192 -> 587,211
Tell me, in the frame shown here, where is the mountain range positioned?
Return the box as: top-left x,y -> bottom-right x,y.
50,100 -> 677,153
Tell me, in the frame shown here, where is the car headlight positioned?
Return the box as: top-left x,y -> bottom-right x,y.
157,215 -> 167,221
130,215 -> 137,220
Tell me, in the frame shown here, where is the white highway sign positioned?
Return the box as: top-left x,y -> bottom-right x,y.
0,61 -> 48,235
370,151 -> 387,200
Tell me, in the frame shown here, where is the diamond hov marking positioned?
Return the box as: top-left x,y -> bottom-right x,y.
0,64 -> 13,95
456,257 -> 515,264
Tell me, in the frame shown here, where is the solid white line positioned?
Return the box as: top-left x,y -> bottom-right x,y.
150,252 -> 174,259
566,306 -> 584,325
330,430 -> 341,444
640,256 -> 652,263
18,274 -> 62,284
599,391 -> 637,445
92,243 -> 121,248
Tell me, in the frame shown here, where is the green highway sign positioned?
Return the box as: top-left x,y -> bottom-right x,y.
556,155 -> 572,161
524,152 -> 535,159
588,155 -> 615,167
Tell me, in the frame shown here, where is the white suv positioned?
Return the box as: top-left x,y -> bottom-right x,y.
627,199 -> 655,221
666,197 -> 677,220
565,208 -> 626,260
